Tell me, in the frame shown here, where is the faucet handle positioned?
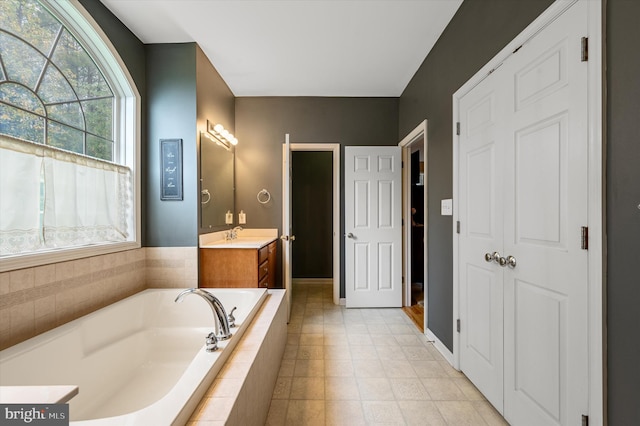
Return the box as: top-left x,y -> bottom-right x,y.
205,332 -> 218,352
228,307 -> 237,328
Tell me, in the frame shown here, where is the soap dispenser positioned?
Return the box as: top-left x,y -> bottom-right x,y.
225,210 -> 233,224
239,210 -> 246,225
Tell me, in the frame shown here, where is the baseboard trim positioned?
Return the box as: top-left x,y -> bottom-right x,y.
339,298 -> 346,306
292,278 -> 333,286
426,328 -> 455,366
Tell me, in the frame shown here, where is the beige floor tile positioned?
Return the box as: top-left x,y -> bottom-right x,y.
376,345 -> 407,360
352,358 -> 386,378
325,400 -> 366,425
269,283 -> 508,426
290,377 -> 325,400
409,360 -> 449,378
324,344 -> 351,360
297,345 -> 324,360
278,359 -> 296,378
383,359 -> 418,378
299,333 -> 323,345
325,359 -> 354,377
402,345 -> 435,361
361,401 -> 405,424
421,378 -> 467,400
357,377 -> 395,401
350,345 -> 379,360
397,400 -> 447,426
325,377 -> 361,400
435,400 -> 488,425
294,359 -> 325,377
454,377 -> 486,400
390,378 -> 431,400
266,399 -> 289,426
472,401 -> 509,425
347,333 -> 373,345
272,377 -> 292,399
285,400 -> 325,426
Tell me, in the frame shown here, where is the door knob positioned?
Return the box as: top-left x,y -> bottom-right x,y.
484,253 -> 493,262
506,255 -> 516,268
290,235 -> 296,241
498,256 -> 507,267
280,235 -> 289,241
346,232 -> 354,239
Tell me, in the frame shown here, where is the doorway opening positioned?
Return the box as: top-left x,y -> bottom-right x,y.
289,144 -> 340,305
399,120 -> 427,332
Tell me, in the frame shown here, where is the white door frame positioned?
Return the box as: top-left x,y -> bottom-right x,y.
290,143 -> 341,305
452,0 -> 603,423
399,120 -> 428,322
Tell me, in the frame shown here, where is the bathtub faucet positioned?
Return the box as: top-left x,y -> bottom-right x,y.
175,289 -> 233,351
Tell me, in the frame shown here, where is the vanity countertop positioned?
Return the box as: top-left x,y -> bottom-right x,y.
199,228 -> 278,249
200,236 -> 277,249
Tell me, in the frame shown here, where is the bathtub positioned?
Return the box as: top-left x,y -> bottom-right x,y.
0,288 -> 268,425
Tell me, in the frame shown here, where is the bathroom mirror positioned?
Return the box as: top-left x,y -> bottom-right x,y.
200,132 -> 234,230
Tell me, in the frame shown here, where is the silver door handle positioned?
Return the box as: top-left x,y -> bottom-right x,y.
280,235 -> 289,241
346,233 -> 354,239
484,253 -> 494,262
290,235 -> 296,241
506,255 -> 516,268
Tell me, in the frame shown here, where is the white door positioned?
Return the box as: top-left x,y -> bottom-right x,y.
458,61 -> 509,411
282,134 -> 294,321
502,2 -> 589,424
458,1 -> 589,424
345,146 -> 402,308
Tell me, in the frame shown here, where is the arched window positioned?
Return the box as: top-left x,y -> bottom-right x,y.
0,0 -> 140,269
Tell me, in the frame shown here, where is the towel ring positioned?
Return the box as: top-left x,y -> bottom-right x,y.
201,189 -> 211,204
257,189 -> 271,204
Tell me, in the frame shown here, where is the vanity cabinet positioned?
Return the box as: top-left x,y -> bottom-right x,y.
200,240 -> 277,288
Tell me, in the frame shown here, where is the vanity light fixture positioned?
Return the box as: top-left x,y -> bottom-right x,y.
207,120 -> 238,147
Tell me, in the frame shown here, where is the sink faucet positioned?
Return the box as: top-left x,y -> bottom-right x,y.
225,226 -> 244,241
175,288 -> 232,351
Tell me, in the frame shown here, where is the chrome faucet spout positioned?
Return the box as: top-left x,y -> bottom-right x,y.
175,288 -> 232,342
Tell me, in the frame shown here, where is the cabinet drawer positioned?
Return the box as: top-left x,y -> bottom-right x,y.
258,260 -> 269,281
258,245 -> 269,264
258,274 -> 269,288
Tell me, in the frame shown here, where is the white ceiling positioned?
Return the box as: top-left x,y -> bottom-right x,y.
99,0 -> 463,97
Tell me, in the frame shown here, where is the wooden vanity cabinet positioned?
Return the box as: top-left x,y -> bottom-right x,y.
200,240 -> 277,288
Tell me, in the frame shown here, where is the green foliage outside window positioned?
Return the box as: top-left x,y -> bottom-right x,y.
0,0 -> 115,161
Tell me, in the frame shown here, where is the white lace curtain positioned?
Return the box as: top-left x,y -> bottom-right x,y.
0,135 -> 131,256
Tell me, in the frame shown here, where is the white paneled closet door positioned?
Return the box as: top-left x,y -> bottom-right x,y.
458,1 -> 589,424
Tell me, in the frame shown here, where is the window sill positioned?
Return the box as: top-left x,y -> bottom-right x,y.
0,241 -> 142,273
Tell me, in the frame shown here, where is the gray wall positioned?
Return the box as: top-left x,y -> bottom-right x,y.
235,97 -> 399,291
606,1 -> 640,424
145,44 -> 198,247
144,43 -> 235,246
399,0 -> 554,354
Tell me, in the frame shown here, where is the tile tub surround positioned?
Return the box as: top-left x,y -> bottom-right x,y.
0,246 -> 197,350
187,289 -> 288,425
264,282 -> 508,426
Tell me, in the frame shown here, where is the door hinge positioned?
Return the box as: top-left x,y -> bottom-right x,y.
456,319 -> 461,333
401,160 -> 404,168
581,226 -> 589,250
581,37 -> 589,62
582,414 -> 589,426
402,276 -> 405,284
456,221 -> 461,234
456,122 -> 461,135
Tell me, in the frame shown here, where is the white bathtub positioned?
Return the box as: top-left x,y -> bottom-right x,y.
0,288 -> 268,425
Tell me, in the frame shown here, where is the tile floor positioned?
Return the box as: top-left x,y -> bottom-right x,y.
265,283 -> 509,425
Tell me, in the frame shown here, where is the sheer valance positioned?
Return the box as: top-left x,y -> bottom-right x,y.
0,134 -> 131,256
